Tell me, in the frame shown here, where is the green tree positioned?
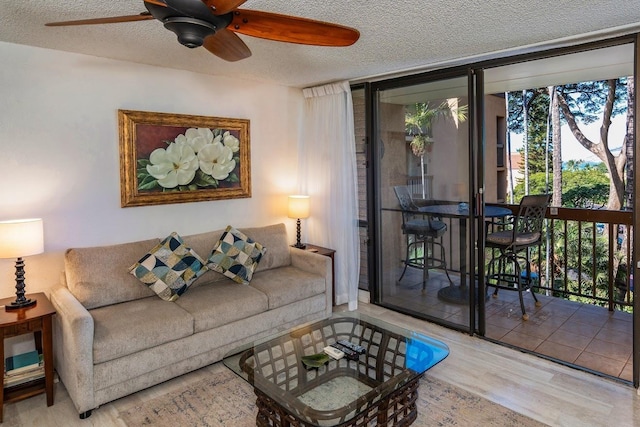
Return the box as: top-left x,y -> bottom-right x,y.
405,100 -> 468,199
562,171 -> 609,208
512,161 -> 609,208
556,79 -> 629,209
508,89 -> 553,177
624,77 -> 635,208
405,101 -> 467,156
508,79 -> 630,209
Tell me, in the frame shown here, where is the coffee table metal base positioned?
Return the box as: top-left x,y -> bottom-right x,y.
254,375 -> 421,427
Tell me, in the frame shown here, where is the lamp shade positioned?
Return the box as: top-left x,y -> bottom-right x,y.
288,195 -> 310,219
0,218 -> 44,259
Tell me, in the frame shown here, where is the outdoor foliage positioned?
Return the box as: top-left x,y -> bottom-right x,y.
547,220 -> 614,307
506,78 -> 631,209
508,89 -> 553,175
512,161 -> 609,208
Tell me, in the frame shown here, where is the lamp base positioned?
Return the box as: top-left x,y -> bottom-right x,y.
6,298 -> 36,311
294,219 -> 306,250
6,257 -> 37,311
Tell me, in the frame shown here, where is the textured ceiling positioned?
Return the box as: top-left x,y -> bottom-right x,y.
2,0 -> 640,88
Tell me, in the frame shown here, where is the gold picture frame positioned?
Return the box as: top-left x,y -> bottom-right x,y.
119,110 -> 250,207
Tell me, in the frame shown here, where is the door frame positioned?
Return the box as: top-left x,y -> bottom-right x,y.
359,34 -> 639,387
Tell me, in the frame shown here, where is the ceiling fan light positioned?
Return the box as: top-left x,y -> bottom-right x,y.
163,17 -> 216,48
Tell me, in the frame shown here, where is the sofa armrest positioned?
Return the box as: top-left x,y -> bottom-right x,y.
290,248 -> 332,316
50,285 -> 96,414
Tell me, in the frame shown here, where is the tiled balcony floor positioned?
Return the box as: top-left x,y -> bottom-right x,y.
381,267 -> 633,382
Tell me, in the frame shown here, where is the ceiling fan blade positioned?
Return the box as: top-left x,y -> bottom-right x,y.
201,0 -> 247,15
203,28 -> 251,62
45,12 -> 153,27
228,10 -> 359,46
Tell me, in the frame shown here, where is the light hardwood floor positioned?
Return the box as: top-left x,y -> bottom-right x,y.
3,303 -> 640,426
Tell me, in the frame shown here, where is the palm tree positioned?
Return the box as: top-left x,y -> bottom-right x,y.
405,100 -> 468,197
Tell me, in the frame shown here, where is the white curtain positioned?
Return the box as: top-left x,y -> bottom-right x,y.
300,81 -> 360,310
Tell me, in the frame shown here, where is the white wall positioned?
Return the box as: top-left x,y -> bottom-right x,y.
0,41 -> 304,298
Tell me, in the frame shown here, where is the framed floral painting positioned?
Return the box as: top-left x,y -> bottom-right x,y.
119,110 -> 250,207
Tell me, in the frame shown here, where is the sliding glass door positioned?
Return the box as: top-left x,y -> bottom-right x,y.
371,72 -> 480,332
363,37 -> 638,386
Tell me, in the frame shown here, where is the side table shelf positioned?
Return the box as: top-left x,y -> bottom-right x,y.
4,377 -> 47,403
0,293 -> 56,423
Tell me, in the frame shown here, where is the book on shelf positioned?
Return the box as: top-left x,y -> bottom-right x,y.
4,366 -> 44,388
5,351 -> 42,376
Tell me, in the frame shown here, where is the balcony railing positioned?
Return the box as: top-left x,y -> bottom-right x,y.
486,204 -> 634,311
370,201 -> 634,312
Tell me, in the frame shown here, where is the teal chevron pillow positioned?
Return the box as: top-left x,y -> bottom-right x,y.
208,226 -> 266,285
129,232 -> 207,301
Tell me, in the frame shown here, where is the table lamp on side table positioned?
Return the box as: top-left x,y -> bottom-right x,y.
288,195 -> 310,249
0,218 -> 44,310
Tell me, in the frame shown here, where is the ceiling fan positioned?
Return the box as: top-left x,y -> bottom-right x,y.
45,0 -> 360,62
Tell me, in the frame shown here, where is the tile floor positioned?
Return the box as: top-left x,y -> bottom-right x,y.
381,267 -> 634,382
485,290 -> 633,381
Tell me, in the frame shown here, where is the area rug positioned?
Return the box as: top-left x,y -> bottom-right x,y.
118,367 -> 547,426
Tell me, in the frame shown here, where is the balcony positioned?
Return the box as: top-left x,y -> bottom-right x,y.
381,203 -> 634,382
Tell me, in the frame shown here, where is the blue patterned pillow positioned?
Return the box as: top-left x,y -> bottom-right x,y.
129,232 -> 207,301
208,226 -> 266,285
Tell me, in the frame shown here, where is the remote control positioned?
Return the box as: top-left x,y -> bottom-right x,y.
330,343 -> 359,360
337,340 -> 366,355
323,346 -> 345,360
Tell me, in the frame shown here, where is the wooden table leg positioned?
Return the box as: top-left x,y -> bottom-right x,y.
42,316 -> 54,407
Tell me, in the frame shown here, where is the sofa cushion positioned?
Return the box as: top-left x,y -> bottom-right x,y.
91,297 -> 194,364
208,226 -> 266,285
129,232 -> 207,301
175,281 -> 269,333
239,223 -> 291,272
183,223 -> 291,282
65,238 -> 160,310
249,266 -> 326,309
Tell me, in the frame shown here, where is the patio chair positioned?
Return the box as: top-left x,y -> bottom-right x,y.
485,194 -> 550,320
393,185 -> 453,291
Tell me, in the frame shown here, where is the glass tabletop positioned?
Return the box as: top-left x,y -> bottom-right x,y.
223,312 -> 449,426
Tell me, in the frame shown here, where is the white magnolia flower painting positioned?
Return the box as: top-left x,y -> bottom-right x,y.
119,110 -> 250,207
137,127 -> 241,191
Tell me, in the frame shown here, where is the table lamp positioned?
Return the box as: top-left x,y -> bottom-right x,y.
288,195 -> 310,249
0,218 -> 44,310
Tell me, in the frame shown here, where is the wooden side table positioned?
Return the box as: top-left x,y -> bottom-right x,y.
0,292 -> 56,422
303,244 -> 337,306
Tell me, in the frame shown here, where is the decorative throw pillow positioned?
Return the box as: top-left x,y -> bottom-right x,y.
208,225 -> 266,285
129,232 -> 208,301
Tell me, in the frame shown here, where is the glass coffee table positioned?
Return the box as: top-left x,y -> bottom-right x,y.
223,312 -> 449,427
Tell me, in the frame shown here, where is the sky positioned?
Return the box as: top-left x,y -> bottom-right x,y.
509,115 -> 627,162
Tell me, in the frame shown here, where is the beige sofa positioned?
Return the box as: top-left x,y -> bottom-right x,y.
50,223 -> 332,418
